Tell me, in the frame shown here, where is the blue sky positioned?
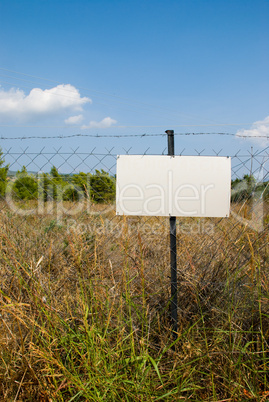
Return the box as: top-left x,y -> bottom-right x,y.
0,0 -> 269,167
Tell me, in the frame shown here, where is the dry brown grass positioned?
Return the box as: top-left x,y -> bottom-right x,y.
0,200 -> 269,401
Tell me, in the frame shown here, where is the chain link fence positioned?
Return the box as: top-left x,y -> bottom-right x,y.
1,142 -> 268,316
1,139 -> 269,399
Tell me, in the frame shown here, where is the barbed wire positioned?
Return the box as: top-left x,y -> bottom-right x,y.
0,132 -> 268,140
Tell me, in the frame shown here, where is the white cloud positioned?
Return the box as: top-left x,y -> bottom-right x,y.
236,116 -> 269,146
0,84 -> 91,121
81,117 -> 117,130
65,114 -> 84,125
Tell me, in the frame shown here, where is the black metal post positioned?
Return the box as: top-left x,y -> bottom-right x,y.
166,130 -> 178,342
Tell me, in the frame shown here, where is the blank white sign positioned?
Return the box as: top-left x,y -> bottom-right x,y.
116,155 -> 231,217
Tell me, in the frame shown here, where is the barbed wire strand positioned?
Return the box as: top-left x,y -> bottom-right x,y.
0,132 -> 268,140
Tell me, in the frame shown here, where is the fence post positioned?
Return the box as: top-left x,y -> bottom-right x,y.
166,130 -> 178,343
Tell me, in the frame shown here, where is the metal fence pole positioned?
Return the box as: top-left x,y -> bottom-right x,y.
166,130 -> 178,342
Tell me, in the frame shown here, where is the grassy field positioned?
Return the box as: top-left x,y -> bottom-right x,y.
0,200 -> 269,401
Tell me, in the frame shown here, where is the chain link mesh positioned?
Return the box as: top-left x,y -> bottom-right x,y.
0,145 -> 268,333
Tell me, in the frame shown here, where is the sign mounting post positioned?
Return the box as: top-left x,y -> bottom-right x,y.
166,130 -> 178,342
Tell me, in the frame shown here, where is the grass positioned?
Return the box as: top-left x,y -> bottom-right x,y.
0,200 -> 269,401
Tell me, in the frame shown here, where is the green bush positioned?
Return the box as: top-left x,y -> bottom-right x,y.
0,148 -> 9,198
90,169 -> 115,203
13,166 -> 38,200
4,162 -> 116,203
231,174 -> 268,202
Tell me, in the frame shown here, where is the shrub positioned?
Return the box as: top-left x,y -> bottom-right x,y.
0,148 -> 9,198
90,169 -> 115,203
13,166 -> 38,200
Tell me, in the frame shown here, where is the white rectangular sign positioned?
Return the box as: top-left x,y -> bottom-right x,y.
116,155 -> 231,217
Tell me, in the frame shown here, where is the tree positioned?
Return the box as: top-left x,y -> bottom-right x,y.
49,166 -> 65,200
13,166 -> 38,200
72,172 -> 90,198
90,169 -> 115,203
38,172 -> 51,202
0,148 -> 9,198
59,172 -> 90,202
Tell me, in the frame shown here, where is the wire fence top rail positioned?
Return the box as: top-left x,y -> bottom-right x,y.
0,132 -> 269,140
